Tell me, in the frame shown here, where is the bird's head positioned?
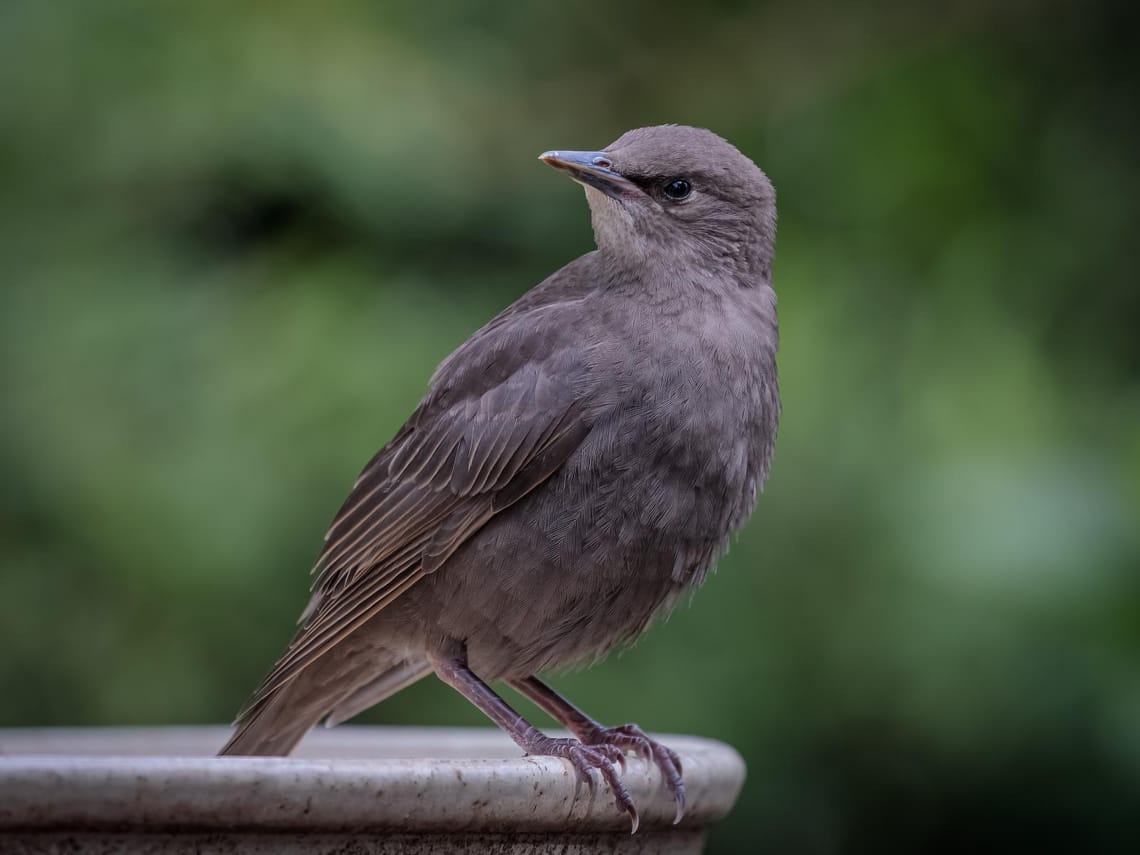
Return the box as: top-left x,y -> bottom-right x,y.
541,125 -> 776,283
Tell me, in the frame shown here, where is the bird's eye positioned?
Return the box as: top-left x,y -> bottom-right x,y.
662,178 -> 692,201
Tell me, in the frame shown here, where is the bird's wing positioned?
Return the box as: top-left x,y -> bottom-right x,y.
236,306 -> 592,720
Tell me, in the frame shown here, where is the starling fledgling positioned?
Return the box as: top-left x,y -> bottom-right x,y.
220,125 -> 779,831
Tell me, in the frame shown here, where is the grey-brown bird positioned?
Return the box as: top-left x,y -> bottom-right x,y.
220,124 -> 779,831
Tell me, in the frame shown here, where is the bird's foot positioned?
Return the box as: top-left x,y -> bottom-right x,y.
578,724 -> 685,824
524,735 -> 639,832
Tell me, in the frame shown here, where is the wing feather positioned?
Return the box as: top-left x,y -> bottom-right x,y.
234,354 -> 589,723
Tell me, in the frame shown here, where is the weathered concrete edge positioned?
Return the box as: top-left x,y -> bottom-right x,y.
0,726 -> 746,834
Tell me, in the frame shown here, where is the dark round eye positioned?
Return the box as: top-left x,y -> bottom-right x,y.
662,178 -> 692,200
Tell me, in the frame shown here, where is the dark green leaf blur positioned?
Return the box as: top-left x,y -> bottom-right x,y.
1,1 -> 1137,852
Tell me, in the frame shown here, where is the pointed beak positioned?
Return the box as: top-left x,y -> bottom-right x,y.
539,150 -> 639,200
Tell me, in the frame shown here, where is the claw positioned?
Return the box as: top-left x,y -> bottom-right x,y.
537,738 -> 637,829
672,788 -> 686,825
519,725 -> 683,831
580,723 -> 687,826
593,754 -> 638,833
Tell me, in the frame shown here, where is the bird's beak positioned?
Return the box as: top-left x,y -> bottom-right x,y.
539,150 -> 639,200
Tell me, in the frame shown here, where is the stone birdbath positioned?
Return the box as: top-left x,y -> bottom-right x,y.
0,725 -> 745,853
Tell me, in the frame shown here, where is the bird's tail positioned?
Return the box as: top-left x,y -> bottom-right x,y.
218,652 -> 432,757
324,657 -> 432,727
218,676 -> 327,757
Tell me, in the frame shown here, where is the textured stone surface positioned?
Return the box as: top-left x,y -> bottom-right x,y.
0,831 -> 708,854
0,726 -> 744,853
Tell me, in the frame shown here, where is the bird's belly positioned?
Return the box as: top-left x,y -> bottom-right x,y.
405,429 -> 754,679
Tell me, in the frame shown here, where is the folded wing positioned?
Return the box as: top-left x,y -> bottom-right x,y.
234,336 -> 590,725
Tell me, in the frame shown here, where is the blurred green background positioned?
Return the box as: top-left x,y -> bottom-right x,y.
2,1 -> 1137,852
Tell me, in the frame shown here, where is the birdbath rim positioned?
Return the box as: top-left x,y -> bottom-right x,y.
0,725 -> 746,837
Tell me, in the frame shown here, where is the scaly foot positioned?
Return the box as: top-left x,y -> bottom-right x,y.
524,734 -> 638,831
578,723 -> 685,825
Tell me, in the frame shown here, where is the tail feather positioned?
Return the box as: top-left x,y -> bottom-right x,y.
219,678 -> 327,756
218,649 -> 429,756
324,657 -> 431,728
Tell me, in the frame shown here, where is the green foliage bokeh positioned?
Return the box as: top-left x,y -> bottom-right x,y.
1,2 -> 1137,852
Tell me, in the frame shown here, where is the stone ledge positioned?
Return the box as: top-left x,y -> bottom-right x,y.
0,726 -> 745,853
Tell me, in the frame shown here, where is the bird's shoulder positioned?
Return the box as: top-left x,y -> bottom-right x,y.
423,252 -> 606,406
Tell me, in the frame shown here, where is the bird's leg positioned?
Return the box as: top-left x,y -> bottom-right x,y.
508,675 -> 685,824
429,653 -> 640,831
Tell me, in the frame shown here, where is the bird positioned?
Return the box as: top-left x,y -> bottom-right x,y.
219,124 -> 780,832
